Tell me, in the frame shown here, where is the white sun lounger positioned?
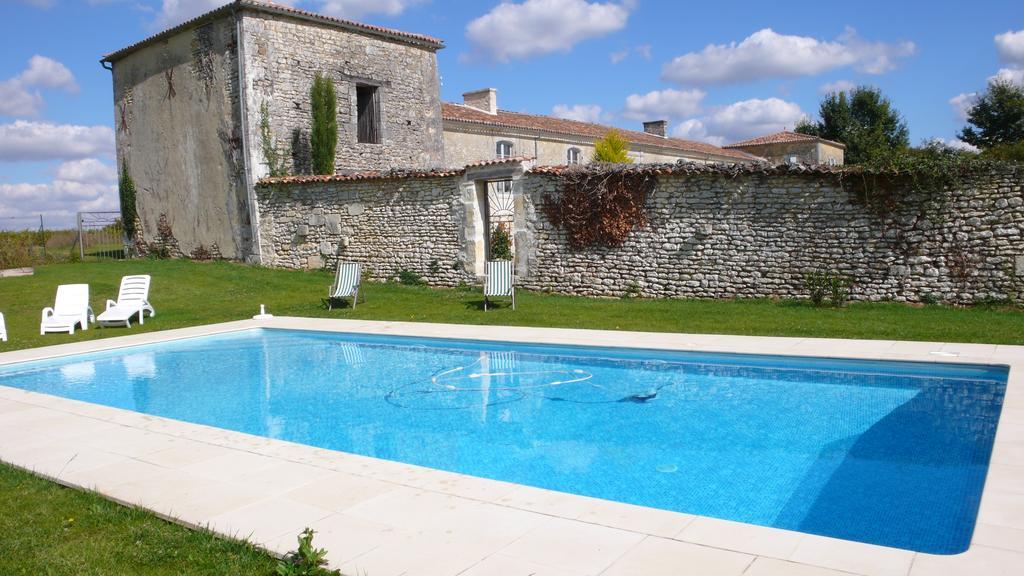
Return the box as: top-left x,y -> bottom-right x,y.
40,284 -> 94,335
0,312 -> 7,342
327,262 -> 361,309
484,260 -> 515,311
97,275 -> 155,328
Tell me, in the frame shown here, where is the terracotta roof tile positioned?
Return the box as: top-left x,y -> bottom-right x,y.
102,0 -> 443,63
529,162 -> 850,177
442,103 -> 757,162
256,168 -> 462,186
725,131 -> 845,149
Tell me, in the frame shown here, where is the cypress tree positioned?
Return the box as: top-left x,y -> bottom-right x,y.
118,162 -> 137,240
310,72 -> 337,175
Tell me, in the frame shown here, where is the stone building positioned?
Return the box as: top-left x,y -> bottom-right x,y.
443,88 -> 757,167
724,131 -> 845,165
102,0 -> 445,260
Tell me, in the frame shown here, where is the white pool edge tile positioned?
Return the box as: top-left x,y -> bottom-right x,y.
0,317 -> 1021,576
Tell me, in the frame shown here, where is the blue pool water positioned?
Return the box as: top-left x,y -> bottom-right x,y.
0,329 -> 1008,554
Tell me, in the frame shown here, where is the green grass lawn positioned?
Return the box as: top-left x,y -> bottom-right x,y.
0,463 -> 278,576
0,259 -> 1023,352
1,258 -> 1023,575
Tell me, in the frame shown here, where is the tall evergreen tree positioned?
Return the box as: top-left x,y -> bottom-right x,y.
118,162 -> 137,240
958,79 -> 1024,150
797,86 -> 909,164
309,72 -> 337,175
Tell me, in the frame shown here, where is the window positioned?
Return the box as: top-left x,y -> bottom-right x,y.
566,147 -> 581,165
356,85 -> 381,144
496,140 -> 514,159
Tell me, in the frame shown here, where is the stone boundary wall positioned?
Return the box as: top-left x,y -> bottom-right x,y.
255,174 -> 475,286
521,167 -> 1024,303
255,165 -> 1024,304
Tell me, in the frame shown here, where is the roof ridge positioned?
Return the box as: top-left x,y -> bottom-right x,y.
102,0 -> 443,63
441,102 -> 756,161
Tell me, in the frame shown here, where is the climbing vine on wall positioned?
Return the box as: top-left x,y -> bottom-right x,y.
543,167 -> 655,250
118,162 -> 138,241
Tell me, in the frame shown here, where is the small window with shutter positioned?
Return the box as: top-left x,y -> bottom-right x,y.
357,85 -> 381,144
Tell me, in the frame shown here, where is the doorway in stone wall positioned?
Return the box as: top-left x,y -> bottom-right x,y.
485,179 -> 515,260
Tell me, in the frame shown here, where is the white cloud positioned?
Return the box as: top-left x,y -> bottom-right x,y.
991,67 -> 1024,86
463,0 -> 631,63
662,27 -> 915,85
925,137 -> 980,153
995,29 -> 1024,65
0,159 -> 118,229
14,0 -> 55,7
54,158 -> 118,184
672,98 -> 806,145
153,0 -> 255,29
0,55 -> 78,118
819,79 -> 855,94
622,88 -> 706,120
552,104 -> 606,123
610,44 -> 651,64
0,121 -> 115,162
317,0 -> 423,18
950,92 -> 978,121
19,55 -> 78,93
610,49 -> 630,64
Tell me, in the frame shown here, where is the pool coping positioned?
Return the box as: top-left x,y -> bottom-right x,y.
0,317 -> 1020,576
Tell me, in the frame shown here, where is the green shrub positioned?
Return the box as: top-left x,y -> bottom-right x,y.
805,271 -> 852,307
489,224 -> 513,260
592,130 -> 633,163
397,269 -> 426,286
275,528 -> 340,576
310,73 -> 337,176
920,292 -> 940,305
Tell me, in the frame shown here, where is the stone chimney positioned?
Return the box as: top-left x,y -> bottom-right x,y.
643,120 -> 668,138
463,88 -> 497,115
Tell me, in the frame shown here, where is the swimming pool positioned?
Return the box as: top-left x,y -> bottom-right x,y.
0,328 -> 1008,554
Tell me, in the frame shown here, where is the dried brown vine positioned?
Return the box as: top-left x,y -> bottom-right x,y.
543,167 -> 655,250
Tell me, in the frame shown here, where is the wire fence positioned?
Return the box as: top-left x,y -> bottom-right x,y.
0,212 -> 127,269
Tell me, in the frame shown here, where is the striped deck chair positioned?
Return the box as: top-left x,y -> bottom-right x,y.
484,260 -> 515,311
327,262 -> 361,310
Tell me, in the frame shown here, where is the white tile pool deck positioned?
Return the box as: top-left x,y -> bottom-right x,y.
0,317 -> 1022,576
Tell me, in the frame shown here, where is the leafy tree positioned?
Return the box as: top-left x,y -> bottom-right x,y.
592,130 -> 633,163
958,79 -> 1024,150
309,73 -> 337,175
118,162 -> 137,240
797,86 -> 909,164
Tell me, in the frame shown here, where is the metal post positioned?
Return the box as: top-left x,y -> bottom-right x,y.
77,212 -> 85,261
39,214 -> 46,259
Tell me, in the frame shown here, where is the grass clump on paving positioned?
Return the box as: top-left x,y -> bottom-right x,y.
0,462 -> 278,576
0,259 -> 1022,350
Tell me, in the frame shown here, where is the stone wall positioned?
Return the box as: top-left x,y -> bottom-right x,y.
255,173 -> 474,286
521,166 -> 1024,304
112,14 -> 251,259
242,11 -> 445,179
255,164 -> 1024,304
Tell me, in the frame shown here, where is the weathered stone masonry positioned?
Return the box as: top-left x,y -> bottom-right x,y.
256,173 -> 474,286
521,166 -> 1024,303
256,164 -> 1024,304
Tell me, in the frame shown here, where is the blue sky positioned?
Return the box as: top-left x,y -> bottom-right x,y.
1,0 -> 1022,228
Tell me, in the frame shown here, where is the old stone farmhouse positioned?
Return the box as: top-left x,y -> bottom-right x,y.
443,88 -> 756,166
102,0 -> 757,261
102,0 -> 445,260
724,131 -> 845,166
